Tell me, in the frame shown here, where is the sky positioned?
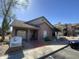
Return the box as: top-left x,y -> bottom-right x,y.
0,0 -> 79,26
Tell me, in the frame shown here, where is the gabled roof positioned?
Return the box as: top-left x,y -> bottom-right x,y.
26,16 -> 54,29
11,20 -> 39,29
11,16 -> 54,29
53,27 -> 61,32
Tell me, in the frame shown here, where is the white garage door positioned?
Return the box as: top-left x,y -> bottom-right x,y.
17,30 -> 26,39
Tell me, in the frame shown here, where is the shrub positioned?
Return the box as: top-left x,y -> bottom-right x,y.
6,32 -> 12,35
0,33 -> 2,36
44,36 -> 51,41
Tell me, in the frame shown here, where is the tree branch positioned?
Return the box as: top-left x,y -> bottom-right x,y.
5,0 -> 13,17
0,0 -> 6,16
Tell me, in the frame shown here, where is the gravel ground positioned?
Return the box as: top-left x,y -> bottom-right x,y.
46,46 -> 79,59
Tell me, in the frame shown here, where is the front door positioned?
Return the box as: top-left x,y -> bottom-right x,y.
31,30 -> 38,41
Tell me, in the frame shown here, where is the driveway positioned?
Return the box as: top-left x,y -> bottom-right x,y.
0,40 -> 66,59
46,46 -> 79,59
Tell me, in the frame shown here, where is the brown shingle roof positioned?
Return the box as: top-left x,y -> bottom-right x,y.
11,16 -> 54,29
26,16 -> 54,29
11,20 -> 39,29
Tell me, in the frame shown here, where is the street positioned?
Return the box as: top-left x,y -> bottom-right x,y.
46,46 -> 79,59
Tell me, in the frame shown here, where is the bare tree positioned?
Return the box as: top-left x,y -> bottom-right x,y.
0,0 -> 29,42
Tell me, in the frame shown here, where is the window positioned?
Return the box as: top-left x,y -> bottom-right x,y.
17,30 -> 26,39
43,30 -> 47,38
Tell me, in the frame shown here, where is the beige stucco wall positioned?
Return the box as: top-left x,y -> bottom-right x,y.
17,30 -> 26,39
12,27 -> 27,39
38,22 -> 53,40
28,19 -> 53,40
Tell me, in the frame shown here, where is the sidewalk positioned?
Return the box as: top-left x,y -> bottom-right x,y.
63,36 -> 79,41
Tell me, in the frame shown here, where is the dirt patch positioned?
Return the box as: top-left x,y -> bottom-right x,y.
0,45 -> 9,56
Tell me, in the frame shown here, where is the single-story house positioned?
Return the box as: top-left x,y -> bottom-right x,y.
11,16 -> 54,41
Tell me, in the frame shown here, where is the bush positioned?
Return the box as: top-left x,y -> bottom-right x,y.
0,33 -> 2,36
44,36 -> 51,41
6,32 -> 12,35
0,41 -> 9,45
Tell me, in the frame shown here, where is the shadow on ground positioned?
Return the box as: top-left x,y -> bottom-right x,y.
6,37 -> 69,52
6,49 -> 24,59
4,37 -> 69,59
44,37 -> 69,45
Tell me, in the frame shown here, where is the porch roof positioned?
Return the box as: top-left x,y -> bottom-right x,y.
11,20 -> 39,30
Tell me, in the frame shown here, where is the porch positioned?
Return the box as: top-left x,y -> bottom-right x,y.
12,27 -> 38,41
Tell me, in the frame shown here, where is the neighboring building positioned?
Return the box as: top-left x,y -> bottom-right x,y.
11,16 -> 54,41
54,23 -> 79,36
73,24 -> 79,36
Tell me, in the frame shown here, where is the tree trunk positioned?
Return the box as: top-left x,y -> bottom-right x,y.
0,31 -> 5,42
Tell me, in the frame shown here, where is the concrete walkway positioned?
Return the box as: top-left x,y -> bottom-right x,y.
46,46 -> 79,59
0,45 -> 66,59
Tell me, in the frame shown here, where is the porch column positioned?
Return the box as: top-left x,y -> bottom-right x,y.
12,28 -> 17,36
27,29 -> 31,41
